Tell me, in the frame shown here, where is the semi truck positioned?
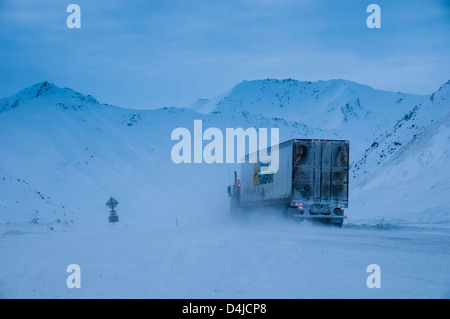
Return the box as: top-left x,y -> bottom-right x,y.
228,139 -> 349,226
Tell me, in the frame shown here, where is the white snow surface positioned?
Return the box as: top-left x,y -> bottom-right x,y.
1,220 -> 449,298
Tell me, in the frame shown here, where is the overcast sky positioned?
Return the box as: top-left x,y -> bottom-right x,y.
0,0 -> 449,109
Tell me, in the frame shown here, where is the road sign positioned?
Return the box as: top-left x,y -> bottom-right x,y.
106,197 -> 119,210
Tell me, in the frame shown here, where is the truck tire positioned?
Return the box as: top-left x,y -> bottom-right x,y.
330,218 -> 343,228
285,206 -> 298,219
284,206 -> 290,219
331,208 -> 344,227
313,217 -> 343,227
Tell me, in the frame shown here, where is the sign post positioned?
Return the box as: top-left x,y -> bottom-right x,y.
106,197 -> 119,224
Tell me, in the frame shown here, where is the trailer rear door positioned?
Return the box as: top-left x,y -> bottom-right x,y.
293,140 -> 349,204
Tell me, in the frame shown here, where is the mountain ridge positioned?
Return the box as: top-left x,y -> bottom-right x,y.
0,81 -> 99,113
187,78 -> 427,124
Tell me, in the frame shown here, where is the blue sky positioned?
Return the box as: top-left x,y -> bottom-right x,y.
0,0 -> 449,109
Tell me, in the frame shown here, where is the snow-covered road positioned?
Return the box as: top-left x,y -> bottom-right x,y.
1,219 -> 449,299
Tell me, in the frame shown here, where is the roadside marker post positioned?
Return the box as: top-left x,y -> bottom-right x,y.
106,197 -> 119,225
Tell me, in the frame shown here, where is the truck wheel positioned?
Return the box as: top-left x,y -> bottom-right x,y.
283,206 -> 289,218
286,207 -> 299,219
330,218 -> 343,228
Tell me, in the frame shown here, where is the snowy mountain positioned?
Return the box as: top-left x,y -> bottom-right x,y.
190,78 -> 425,128
0,81 -> 99,113
189,79 -> 423,127
0,79 -> 447,228
188,78 -> 427,161
0,166 -> 72,225
353,80 -> 450,180
0,82 -> 234,226
348,109 -> 450,227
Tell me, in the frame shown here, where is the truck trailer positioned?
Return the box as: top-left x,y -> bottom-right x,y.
228,139 -> 349,226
